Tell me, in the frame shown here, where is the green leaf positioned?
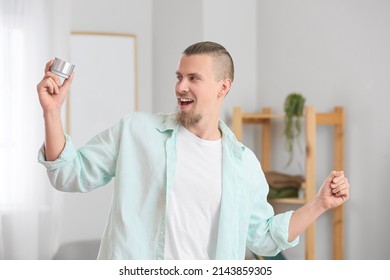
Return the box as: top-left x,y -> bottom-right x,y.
283,93 -> 305,166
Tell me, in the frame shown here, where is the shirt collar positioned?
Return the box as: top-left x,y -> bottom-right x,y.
156,112 -> 178,133
218,119 -> 246,159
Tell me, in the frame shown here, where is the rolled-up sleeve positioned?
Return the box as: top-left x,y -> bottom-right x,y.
247,204 -> 299,256
269,210 -> 299,250
38,134 -> 78,170
38,124 -> 118,193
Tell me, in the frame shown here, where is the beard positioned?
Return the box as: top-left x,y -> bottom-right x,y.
175,106 -> 202,128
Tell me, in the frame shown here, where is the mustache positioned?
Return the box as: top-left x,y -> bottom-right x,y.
176,92 -> 195,99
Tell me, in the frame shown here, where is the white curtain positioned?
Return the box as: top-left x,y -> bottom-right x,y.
0,0 -> 69,259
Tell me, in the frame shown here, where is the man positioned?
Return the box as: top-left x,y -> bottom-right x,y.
37,41 -> 349,259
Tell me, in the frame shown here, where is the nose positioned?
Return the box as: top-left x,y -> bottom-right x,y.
176,78 -> 189,93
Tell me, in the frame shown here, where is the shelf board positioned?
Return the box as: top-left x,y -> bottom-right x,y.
268,197 -> 306,204
242,113 -> 284,124
243,113 -> 284,119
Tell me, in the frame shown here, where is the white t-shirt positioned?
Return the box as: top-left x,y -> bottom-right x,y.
164,126 -> 222,259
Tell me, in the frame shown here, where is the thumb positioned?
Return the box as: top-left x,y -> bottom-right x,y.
60,72 -> 74,93
330,170 -> 344,179
324,170 -> 342,185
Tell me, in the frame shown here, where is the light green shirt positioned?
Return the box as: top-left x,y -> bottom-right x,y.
38,112 -> 298,259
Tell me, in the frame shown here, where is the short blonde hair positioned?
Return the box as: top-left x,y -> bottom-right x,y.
183,41 -> 234,82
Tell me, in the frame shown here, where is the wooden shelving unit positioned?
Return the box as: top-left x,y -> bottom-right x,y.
231,105 -> 345,260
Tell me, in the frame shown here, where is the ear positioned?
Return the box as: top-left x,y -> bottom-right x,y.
218,78 -> 232,98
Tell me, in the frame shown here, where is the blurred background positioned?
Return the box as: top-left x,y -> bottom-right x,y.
0,0 -> 389,260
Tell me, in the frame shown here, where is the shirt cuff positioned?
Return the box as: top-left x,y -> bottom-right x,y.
38,134 -> 77,170
271,210 -> 300,250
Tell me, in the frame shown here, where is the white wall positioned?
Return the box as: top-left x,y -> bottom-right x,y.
59,0 -> 390,259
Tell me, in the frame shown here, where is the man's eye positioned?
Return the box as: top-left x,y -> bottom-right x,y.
190,76 -> 200,81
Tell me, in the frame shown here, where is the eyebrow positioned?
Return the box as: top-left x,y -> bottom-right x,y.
175,71 -> 202,77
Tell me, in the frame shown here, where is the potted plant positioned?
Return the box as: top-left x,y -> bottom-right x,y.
283,92 -> 305,166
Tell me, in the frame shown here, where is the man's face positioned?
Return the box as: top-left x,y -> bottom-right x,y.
175,54 -> 223,128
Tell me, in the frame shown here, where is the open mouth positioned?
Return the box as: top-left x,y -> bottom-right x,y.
178,97 -> 194,107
